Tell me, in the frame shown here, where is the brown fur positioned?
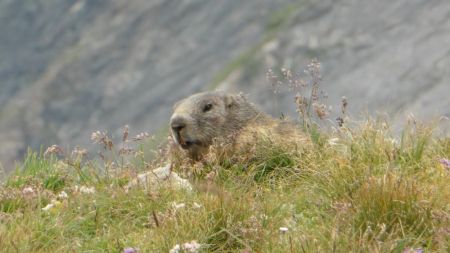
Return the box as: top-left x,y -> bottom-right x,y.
169,91 -> 309,161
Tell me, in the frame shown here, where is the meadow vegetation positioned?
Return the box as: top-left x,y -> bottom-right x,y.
0,61 -> 449,252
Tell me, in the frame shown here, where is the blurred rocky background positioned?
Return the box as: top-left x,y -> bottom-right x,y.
1,0 -> 449,174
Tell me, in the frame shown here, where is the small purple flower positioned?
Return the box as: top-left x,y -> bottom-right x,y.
439,158 -> 450,168
403,248 -> 423,253
123,247 -> 138,253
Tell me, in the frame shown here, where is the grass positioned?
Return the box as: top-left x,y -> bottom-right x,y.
0,118 -> 448,252
1,60 -> 449,252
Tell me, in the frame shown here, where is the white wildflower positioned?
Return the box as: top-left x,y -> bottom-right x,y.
260,214 -> 269,221
41,200 -> 62,212
182,240 -> 201,252
328,138 -> 339,146
42,203 -> 55,211
58,191 -> 68,199
132,132 -> 152,141
171,202 -> 186,210
79,186 -> 96,194
169,244 -> 181,253
192,202 -> 202,209
22,187 -> 34,195
279,227 -> 289,233
74,185 -> 96,194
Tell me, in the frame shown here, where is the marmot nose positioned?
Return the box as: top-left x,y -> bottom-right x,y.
170,116 -> 186,132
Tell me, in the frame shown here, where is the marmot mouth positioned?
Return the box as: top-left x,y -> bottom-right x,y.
180,140 -> 201,150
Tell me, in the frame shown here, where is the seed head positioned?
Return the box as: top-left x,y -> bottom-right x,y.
123,125 -> 129,142
44,145 -> 64,156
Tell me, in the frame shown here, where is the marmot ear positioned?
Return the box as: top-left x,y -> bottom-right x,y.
224,94 -> 238,108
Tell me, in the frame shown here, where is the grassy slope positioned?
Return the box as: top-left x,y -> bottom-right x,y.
0,119 -> 449,252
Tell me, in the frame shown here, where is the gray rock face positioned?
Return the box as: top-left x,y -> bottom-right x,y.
225,0 -> 450,123
0,0 -> 449,173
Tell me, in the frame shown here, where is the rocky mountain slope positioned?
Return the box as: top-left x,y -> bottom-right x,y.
1,0 -> 449,173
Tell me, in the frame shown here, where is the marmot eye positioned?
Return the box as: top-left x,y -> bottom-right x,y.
203,103 -> 213,112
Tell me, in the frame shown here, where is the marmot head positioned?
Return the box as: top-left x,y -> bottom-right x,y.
170,91 -> 261,160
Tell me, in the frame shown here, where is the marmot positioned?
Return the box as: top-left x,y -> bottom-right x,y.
169,91 -> 310,161
127,91 -> 309,191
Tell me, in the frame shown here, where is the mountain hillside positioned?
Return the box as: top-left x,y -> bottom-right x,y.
1,0 -> 449,173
